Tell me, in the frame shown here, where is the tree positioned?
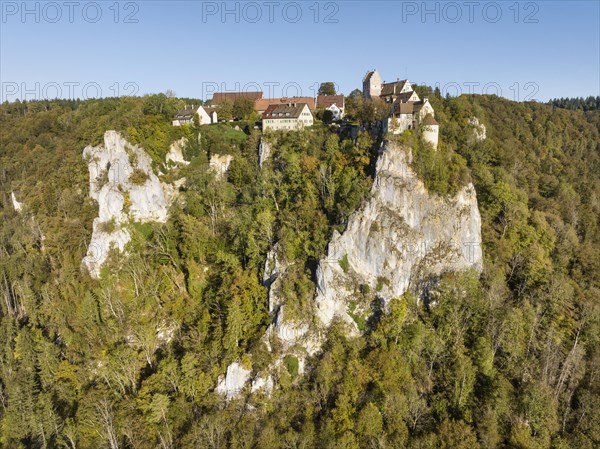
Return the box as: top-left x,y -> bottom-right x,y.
322,109 -> 334,124
216,99 -> 233,121
356,402 -> 383,440
232,97 -> 255,121
318,82 -> 336,96
348,89 -> 362,99
2,93 -> 599,449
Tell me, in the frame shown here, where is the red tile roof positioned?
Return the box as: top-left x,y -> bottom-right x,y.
255,97 -> 316,112
211,92 -> 263,105
317,95 -> 345,108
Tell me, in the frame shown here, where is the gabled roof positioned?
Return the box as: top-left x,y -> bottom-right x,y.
174,105 -> 199,120
254,98 -> 275,112
422,114 -> 439,126
317,95 -> 345,108
282,97 -> 315,110
363,69 -> 378,82
256,97 -> 316,112
211,91 -> 263,105
381,80 -> 409,97
412,100 -> 426,113
395,91 -> 418,103
391,98 -> 433,116
262,103 -> 310,119
202,106 -> 218,115
392,102 -> 414,115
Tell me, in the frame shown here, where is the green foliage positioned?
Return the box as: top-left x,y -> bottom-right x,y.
345,96 -> 390,126
129,168 -> 149,185
216,99 -> 233,121
322,109 -> 335,124
1,94 -> 599,449
200,122 -> 247,155
338,254 -> 350,273
347,300 -> 367,331
283,355 -> 299,377
548,95 -> 600,111
318,82 -> 337,96
97,217 -> 118,233
375,275 -> 389,292
232,97 -> 256,121
392,127 -> 471,196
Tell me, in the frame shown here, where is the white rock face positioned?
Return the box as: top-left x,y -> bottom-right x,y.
217,139 -> 483,399
262,245 -> 321,354
263,243 -> 290,313
258,139 -> 271,167
156,322 -> 177,344
216,246 -> 315,400
166,137 -> 189,166
251,374 -> 274,394
468,117 -> 487,141
11,192 -> 22,212
82,131 -> 171,278
215,362 -> 251,400
314,141 -> 483,328
209,154 -> 234,179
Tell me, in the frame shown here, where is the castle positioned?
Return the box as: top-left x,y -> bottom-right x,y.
363,69 -> 439,148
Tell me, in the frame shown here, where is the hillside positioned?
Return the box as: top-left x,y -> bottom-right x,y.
1,94 -> 599,449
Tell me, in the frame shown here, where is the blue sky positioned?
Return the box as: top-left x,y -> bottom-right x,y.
1,1 -> 599,102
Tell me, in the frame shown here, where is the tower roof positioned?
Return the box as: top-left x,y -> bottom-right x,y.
363,69 -> 379,82
422,114 -> 439,126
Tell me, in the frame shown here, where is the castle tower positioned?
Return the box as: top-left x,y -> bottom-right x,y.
421,114 -> 439,149
363,69 -> 382,100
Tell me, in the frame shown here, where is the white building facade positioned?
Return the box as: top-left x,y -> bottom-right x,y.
262,103 -> 314,131
364,69 -> 439,149
173,105 -> 218,126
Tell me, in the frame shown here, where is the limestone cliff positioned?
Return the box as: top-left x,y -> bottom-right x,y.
209,154 -> 234,179
468,117 -> 487,142
82,131 -> 172,278
314,141 -> 482,328
166,137 -> 190,166
217,139 -> 483,398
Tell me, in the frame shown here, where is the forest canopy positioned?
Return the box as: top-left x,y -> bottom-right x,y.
1,92 -> 599,449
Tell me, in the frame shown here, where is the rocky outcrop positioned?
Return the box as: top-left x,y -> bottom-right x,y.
209,154 -> 234,179
11,192 -> 23,212
215,362 -> 251,400
258,139 -> 272,167
166,137 -> 189,166
251,374 -> 274,395
82,131 -> 172,278
217,139 -> 483,398
314,141 -> 483,328
468,117 -> 487,141
262,243 -> 290,313
262,245 -> 320,354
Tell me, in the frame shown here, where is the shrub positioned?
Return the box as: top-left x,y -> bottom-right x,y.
129,168 -> 149,185
98,218 -> 117,234
339,254 -> 350,273
376,276 -> 390,292
348,300 -> 367,331
283,355 -> 299,378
